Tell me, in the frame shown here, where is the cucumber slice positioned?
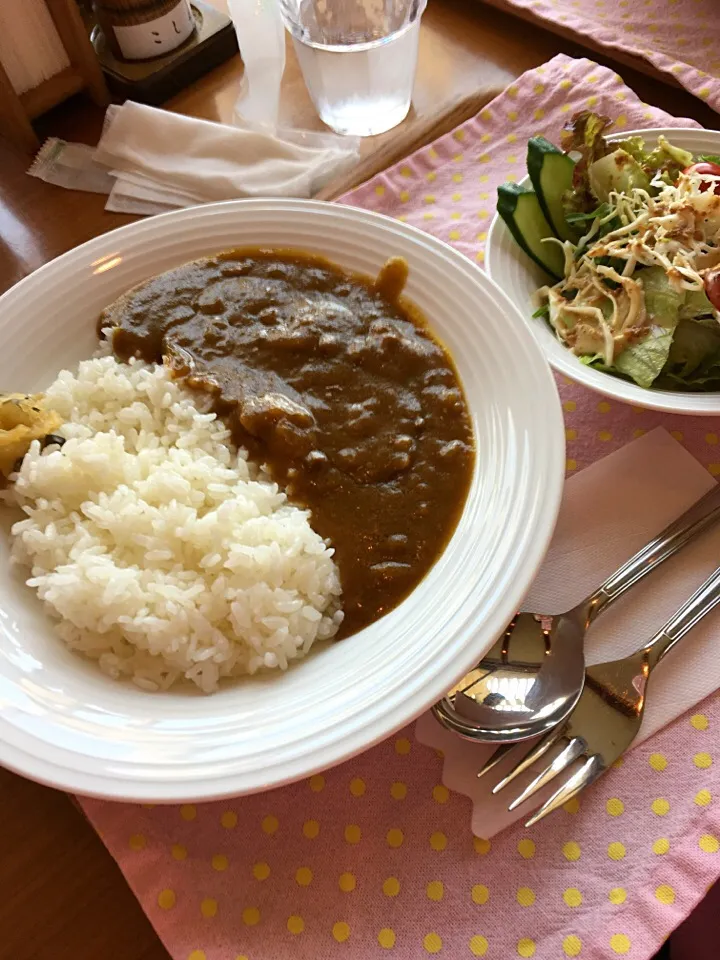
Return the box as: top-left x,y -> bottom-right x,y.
497,183 -> 565,280
527,137 -> 577,242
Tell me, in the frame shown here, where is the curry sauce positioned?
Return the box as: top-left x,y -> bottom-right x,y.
102,249 -> 474,636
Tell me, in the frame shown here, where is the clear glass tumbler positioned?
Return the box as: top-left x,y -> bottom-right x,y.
279,0 -> 427,137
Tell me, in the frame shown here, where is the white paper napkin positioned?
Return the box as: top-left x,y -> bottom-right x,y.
417,428 -> 720,837
28,102 -> 360,215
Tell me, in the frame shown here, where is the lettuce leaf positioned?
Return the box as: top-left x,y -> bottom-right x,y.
640,266 -> 684,327
614,136 -> 647,161
614,326 -> 675,389
663,318 -> 720,379
560,111 -> 614,215
577,327 -> 674,389
681,288 -> 716,320
640,135 -> 693,184
576,316 -> 720,391
565,202 -> 612,225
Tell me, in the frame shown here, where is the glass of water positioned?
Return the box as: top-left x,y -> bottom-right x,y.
279,0 -> 427,137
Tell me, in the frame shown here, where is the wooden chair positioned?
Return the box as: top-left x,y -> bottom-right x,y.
0,0 -> 108,152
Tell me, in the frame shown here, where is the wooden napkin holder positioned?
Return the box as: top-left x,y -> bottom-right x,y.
0,0 -> 108,152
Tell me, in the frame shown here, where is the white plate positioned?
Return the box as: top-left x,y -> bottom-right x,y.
487,128 -> 720,415
0,199 -> 565,802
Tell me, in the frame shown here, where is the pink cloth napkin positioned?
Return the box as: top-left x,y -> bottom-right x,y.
79,56 -> 720,960
480,0 -> 720,113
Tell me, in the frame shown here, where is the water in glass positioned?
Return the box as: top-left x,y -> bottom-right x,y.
280,0 -> 426,137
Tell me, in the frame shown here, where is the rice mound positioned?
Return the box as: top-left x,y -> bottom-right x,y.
9,356 -> 343,692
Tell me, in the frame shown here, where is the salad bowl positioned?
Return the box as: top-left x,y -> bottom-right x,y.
487,125 -> 720,415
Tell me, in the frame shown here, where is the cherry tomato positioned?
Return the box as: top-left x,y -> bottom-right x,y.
704,268 -> 720,311
683,162 -> 720,194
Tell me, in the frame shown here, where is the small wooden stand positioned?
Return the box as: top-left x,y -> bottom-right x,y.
0,0 -> 108,152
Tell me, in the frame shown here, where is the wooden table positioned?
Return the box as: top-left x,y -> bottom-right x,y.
0,3 -> 715,958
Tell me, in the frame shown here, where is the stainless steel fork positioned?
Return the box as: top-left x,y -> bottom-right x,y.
478,563 -> 720,827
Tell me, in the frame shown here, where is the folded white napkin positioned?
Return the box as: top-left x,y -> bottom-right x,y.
417,428 -> 720,837
28,102 -> 360,215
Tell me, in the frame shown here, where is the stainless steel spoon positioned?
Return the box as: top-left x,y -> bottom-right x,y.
433,482 -> 720,743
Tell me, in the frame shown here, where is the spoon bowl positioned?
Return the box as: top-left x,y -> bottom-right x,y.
434,482 -> 720,743
433,609 -> 585,742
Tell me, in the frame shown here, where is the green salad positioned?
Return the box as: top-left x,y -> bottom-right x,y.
497,112 -> 720,390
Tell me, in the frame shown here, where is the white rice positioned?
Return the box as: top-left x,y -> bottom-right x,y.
8,356 -> 343,692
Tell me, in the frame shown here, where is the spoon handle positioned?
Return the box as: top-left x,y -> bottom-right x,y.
644,563 -> 720,669
582,483 -> 720,624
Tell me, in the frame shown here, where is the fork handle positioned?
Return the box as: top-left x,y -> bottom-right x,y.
645,564 -> 720,668
581,483 -> 720,625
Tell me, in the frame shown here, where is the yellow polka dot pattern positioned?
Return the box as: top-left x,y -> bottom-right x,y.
563,935 -> 582,957
608,842 -> 626,861
303,819 -> 320,839
563,841 -> 581,862
390,781 -> 407,800
378,928 -> 396,949
517,839 -> 535,859
338,872 -> 356,892
473,836 -> 491,855
430,832 -> 447,852
472,884 -> 489,905
200,898 -> 217,918
261,815 -> 278,835
383,877 -> 400,897
287,915 -> 304,935
516,887 -> 535,907
470,935 -> 489,956
424,932 -> 442,954
349,777 -> 366,797
610,934 -> 631,954
158,888 -> 176,910
426,880 -> 444,901
699,834 -> 719,853
656,885 -> 675,904
563,888 -> 582,907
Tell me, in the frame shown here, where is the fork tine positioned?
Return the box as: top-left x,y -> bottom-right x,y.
524,755 -> 604,827
476,742 -> 517,779
489,725 -> 567,794
506,737 -> 586,811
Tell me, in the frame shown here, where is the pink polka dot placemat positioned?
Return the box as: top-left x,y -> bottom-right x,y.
477,0 -> 720,113
79,55 -> 720,960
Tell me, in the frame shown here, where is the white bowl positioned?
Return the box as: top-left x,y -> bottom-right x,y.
0,199 -> 564,802
487,127 -> 720,415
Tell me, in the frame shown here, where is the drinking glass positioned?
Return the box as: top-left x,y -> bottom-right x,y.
279,0 -> 427,137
